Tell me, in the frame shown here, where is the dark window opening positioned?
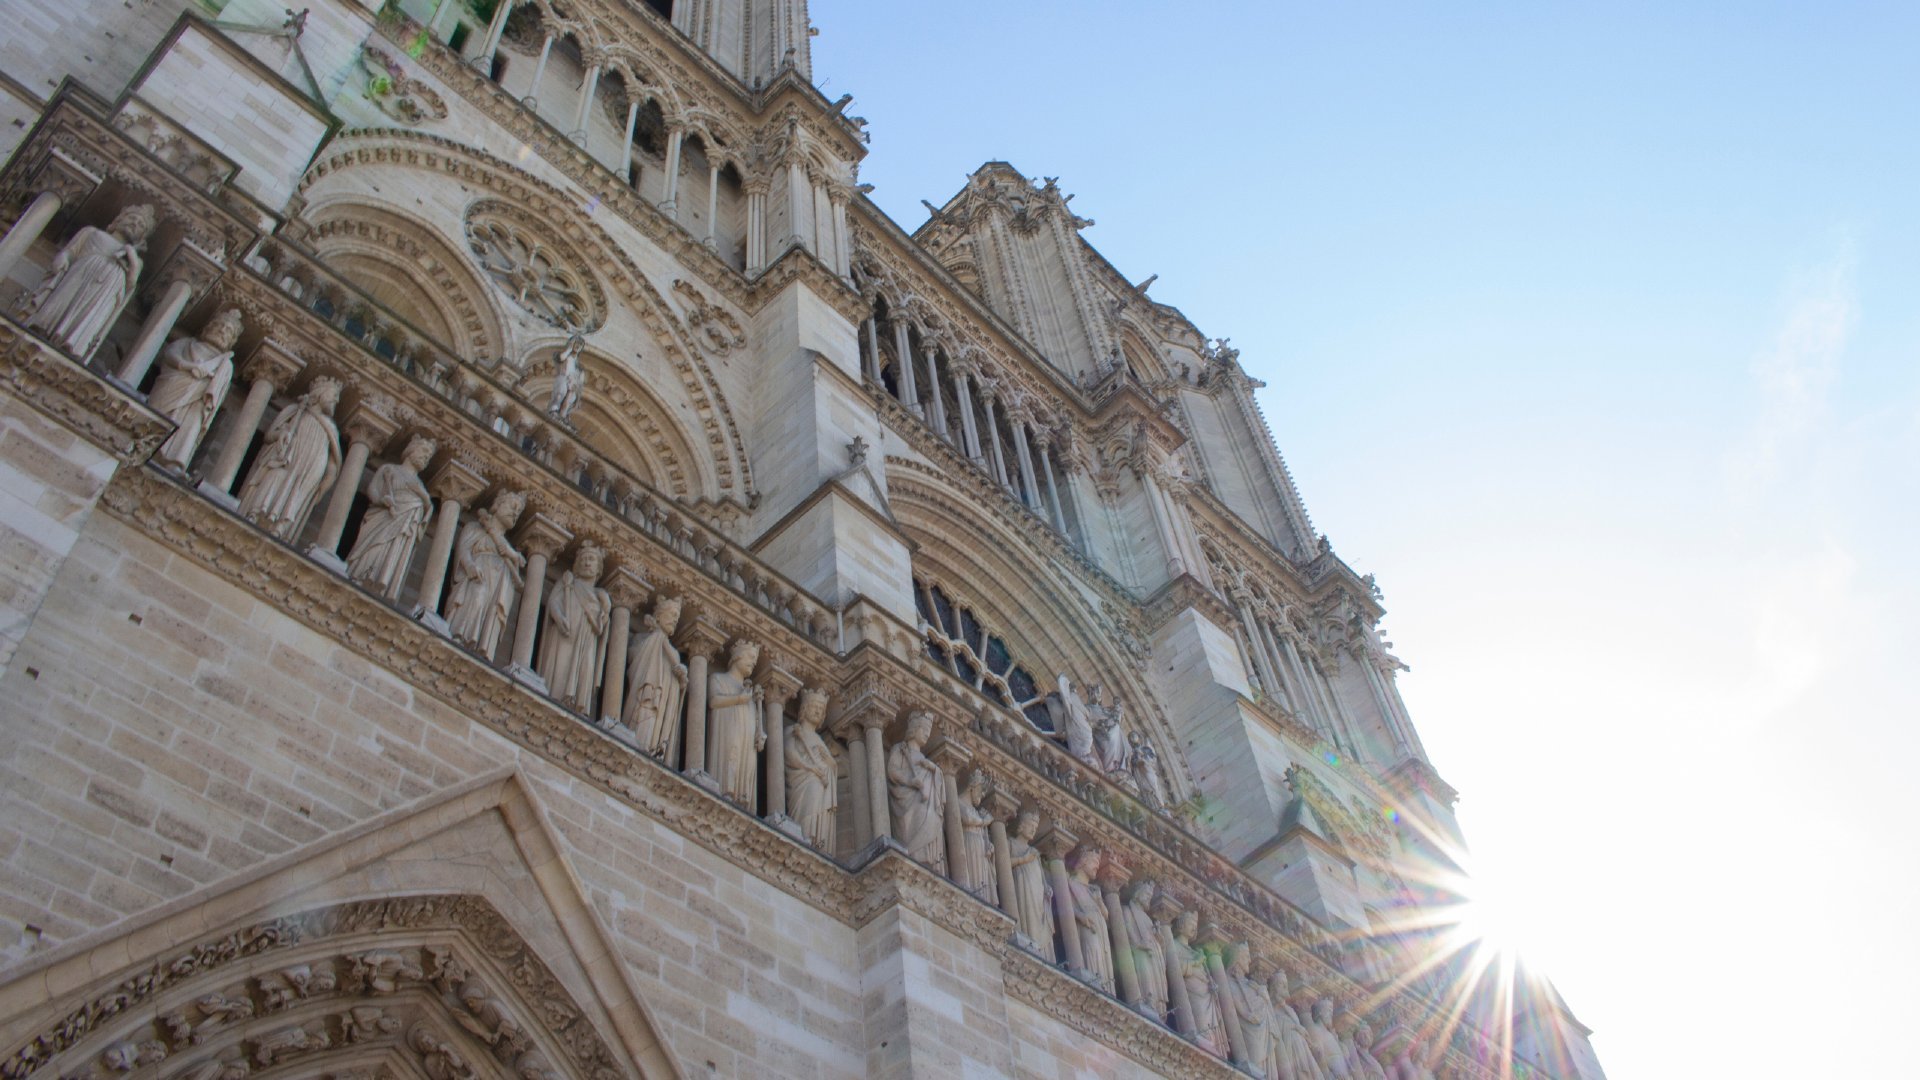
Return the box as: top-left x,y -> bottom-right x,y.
644,0 -> 673,20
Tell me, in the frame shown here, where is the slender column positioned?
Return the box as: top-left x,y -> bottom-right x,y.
1235,600 -> 1282,702
745,187 -> 767,272
310,402 -> 399,562
703,162 -> 721,247
810,182 -> 828,257
863,719 -> 889,842
1280,635 -> 1323,729
116,277 -> 193,386
785,160 -> 808,248
1155,899 -> 1196,1038
923,349 -> 947,436
474,0 -> 515,68
522,34 -> 555,108
620,99 -> 641,183
0,190 -> 62,279
508,515 -> 571,681
981,397 -> 1009,486
568,61 -> 601,143
844,727 -> 870,848
680,632 -> 721,778
1038,442 -> 1068,533
953,372 -> 981,459
830,195 -> 851,276
1099,861 -> 1143,1007
1039,829 -> 1084,972
986,793 -> 1019,921
1141,471 -> 1187,577
412,459 -> 486,627
892,322 -> 919,413
761,672 -> 799,821
1322,662 -> 1367,758
1013,421 -> 1041,508
1204,937 -> 1249,1067
861,318 -> 881,383
940,767 -> 967,887
659,129 -> 684,210
596,567 -> 648,727
203,352 -> 297,494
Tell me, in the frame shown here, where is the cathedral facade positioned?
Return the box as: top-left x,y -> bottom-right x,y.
0,2 -> 1605,1078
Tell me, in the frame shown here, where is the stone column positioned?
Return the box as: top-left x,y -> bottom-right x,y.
1154,896 -> 1196,1038
1038,441 -> 1068,533
843,724 -> 870,848
928,738 -> 973,889
892,322 -> 919,414
703,161 -> 722,247
923,348 -> 947,437
1098,858 -> 1143,1008
1202,930 -> 1249,1068
986,791 -> 1020,922
1140,469 -> 1187,578
1037,827 -> 1083,972
810,181 -> 828,257
861,317 -> 881,383
619,99 -> 641,184
116,275 -> 194,387
660,129 -> 685,210
981,395 -> 1009,487
953,370 -> 982,460
308,398 -> 399,566
830,194 -> 851,277
596,565 -> 649,727
473,0 -> 515,68
1233,595 -> 1281,697
201,347 -> 300,497
507,513 -> 571,684
412,458 -> 487,632
745,183 -> 767,272
761,668 -> 801,823
523,34 -> 555,108
1013,420 -> 1041,508
678,624 -> 725,782
0,190 -> 62,279
568,60 -> 601,143
864,717 -> 890,843
785,159 -> 807,248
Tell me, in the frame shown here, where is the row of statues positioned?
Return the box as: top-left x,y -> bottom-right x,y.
1045,674 -> 1165,808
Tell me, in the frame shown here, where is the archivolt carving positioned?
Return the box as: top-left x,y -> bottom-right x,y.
668,280 -> 744,356
298,130 -> 751,499
2,896 -> 629,1080
306,201 -> 508,362
517,344 -> 704,498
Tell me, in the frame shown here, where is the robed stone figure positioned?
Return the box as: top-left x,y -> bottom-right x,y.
1045,674 -> 1097,767
1270,968 -> 1329,1080
1172,910 -> 1226,1057
783,689 -> 836,850
956,771 -> 996,905
538,545 -> 611,714
887,711 -> 944,870
1222,944 -> 1277,1076
445,491 -> 526,658
707,638 -> 763,805
149,307 -> 241,471
1121,880 -> 1170,1022
1006,809 -> 1054,952
238,376 -> 342,541
22,204 -> 155,359
346,435 -> 437,599
619,595 -> 686,759
1066,846 -> 1115,994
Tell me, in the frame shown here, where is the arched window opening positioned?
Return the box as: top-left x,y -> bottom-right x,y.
913,577 -> 1051,728
643,0 -> 674,20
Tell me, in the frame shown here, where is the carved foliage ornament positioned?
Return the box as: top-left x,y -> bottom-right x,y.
464,203 -> 604,333
669,280 -> 745,356
360,47 -> 450,126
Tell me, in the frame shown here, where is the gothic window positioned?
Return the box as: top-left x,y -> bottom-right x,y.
913,577 -> 1051,728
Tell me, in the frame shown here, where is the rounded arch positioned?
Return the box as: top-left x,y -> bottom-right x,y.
299,130 -> 752,502
520,339 -> 709,499
304,200 -> 510,363
885,463 -> 1192,803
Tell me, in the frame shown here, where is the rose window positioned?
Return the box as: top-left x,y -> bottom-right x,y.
463,204 -> 603,332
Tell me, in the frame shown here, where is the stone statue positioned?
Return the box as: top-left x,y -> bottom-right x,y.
887,710 -> 945,870
1221,944 -> 1275,1076
1384,1036 -> 1436,1080
1120,879 -> 1169,1023
1006,808 -> 1053,952
1270,968 -> 1329,1080
345,435 -> 437,599
1045,674 -> 1097,766
783,688 -> 836,850
620,595 -> 687,757
1089,683 -> 1130,774
149,306 -> 241,471
1172,910 -> 1226,1057
1345,1020 -> 1389,1080
238,376 -> 343,541
21,204 -> 155,359
538,544 -> 611,714
708,638 -> 764,805
547,333 -> 584,423
1128,730 -> 1166,810
444,490 -> 526,658
1306,998 -> 1352,1078
1065,845 -> 1114,994
956,770 -> 996,904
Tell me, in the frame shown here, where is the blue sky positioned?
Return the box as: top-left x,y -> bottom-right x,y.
815,2 -> 1920,1074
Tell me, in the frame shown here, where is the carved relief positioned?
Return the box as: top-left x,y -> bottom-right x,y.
670,279 -> 745,356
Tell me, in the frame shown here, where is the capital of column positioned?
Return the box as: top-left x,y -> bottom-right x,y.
427,457 -> 489,504
148,244 -> 222,300
1147,887 -> 1185,929
239,339 -> 303,388
759,664 -> 804,704
338,395 -> 401,449
676,619 -> 730,663
1034,824 -> 1080,862
984,788 -> 1022,825
515,511 -> 573,560
924,733 -> 974,773
600,563 -> 651,610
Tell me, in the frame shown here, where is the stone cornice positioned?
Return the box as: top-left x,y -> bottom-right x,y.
0,320 -> 171,463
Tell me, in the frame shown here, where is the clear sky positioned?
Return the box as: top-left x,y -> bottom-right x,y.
813,2 -> 1920,1075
